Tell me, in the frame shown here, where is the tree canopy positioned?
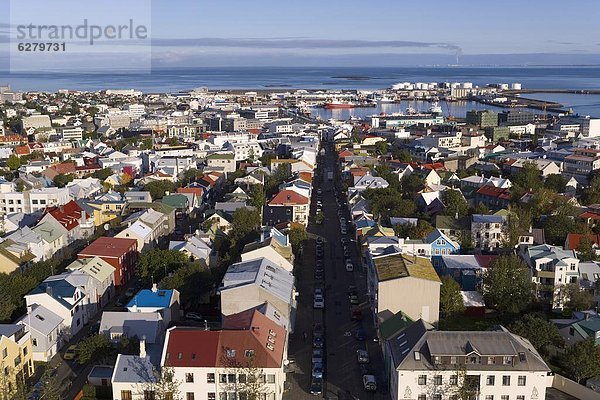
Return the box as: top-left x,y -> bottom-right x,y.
561,337 -> 600,383
439,276 -> 465,318
144,180 -> 177,201
508,314 -> 563,357
442,189 -> 469,218
137,249 -> 188,283
483,255 -> 533,314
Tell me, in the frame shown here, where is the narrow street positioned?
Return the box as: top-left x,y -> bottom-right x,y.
285,143 -> 388,400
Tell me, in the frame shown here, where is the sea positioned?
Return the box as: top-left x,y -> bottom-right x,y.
2,66 -> 600,118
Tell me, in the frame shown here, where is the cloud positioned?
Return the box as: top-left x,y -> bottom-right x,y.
150,37 -> 463,54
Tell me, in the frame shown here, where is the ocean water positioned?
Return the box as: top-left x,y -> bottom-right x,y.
2,66 -> 600,116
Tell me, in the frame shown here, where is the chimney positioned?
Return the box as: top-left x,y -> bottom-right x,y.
152,283 -> 158,293
139,336 -> 147,358
585,312 -> 590,321
45,286 -> 52,296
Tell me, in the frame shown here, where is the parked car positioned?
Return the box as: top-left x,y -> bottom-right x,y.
310,377 -> 323,395
316,236 -> 323,244
349,293 -> 359,305
363,375 -> 377,392
314,288 -> 323,297
311,349 -> 323,364
313,294 -> 325,309
355,327 -> 366,341
311,362 -> 324,379
314,270 -> 324,280
63,345 -> 77,360
351,308 -> 363,321
345,259 -> 354,272
312,335 -> 324,349
357,349 -> 370,364
313,322 -> 323,334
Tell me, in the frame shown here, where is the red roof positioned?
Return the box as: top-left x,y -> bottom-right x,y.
79,237 -> 137,258
339,149 -> 353,158
476,186 -> 511,200
421,162 -> 446,171
177,187 -> 203,197
298,171 -> 313,183
580,211 -> 600,220
15,146 -> 30,156
46,200 -> 83,231
269,189 -> 309,205
163,310 -> 284,368
566,233 -> 600,250
49,163 -> 76,175
474,255 -> 498,269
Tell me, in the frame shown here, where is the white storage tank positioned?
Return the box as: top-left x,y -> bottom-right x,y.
511,83 -> 522,90
462,82 -> 473,89
499,83 -> 509,90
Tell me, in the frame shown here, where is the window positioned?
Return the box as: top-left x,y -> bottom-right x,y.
226,349 -> 236,358
185,373 -> 194,383
245,349 -> 255,358
208,394 -> 216,400
121,391 -> 133,400
186,393 -> 195,400
219,374 -> 227,383
450,356 -> 457,364
32,338 -> 37,347
433,395 -> 442,400
418,396 -> 426,400
238,374 -> 247,384
2,348 -> 6,358
487,356 -> 496,364
23,347 -> 27,356
518,375 -> 526,386
517,396 -> 525,400
503,356 -> 512,365
434,375 -> 442,385
228,374 -> 236,383
144,391 -> 156,400
266,374 -> 275,384
485,396 -> 494,400
433,356 -> 442,364
418,375 -> 427,385
220,394 -> 226,400
487,375 -> 495,386
450,375 -> 458,385
502,376 -> 511,386
501,396 -> 509,400
227,393 -> 236,400
207,373 -> 215,383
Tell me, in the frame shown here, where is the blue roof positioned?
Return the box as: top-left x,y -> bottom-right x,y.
127,289 -> 173,308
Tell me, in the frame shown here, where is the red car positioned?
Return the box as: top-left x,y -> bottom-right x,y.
351,308 -> 363,321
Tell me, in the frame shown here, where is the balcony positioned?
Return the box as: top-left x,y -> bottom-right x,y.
535,270 -> 555,279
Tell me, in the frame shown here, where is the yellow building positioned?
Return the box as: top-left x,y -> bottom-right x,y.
0,324 -> 34,399
85,191 -> 126,227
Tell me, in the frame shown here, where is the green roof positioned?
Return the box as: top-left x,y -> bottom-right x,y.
160,194 -> 189,208
379,312 -> 414,340
127,201 -> 176,215
207,153 -> 235,160
373,253 -> 440,283
435,215 -> 470,231
33,219 -> 67,243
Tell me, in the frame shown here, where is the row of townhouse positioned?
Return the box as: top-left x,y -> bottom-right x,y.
111,227 -> 297,400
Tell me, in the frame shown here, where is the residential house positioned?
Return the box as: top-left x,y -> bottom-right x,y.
16,304 -> 63,362
434,215 -> 470,243
524,244 -> 580,311
161,193 -> 193,219
552,315 -> 600,347
203,210 -> 233,234
219,257 -> 296,332
66,256 -> 116,308
100,311 -> 165,344
32,218 -> 69,259
206,152 -> 236,174
264,190 -> 310,227
41,200 -> 95,243
115,221 -> 155,253
78,237 -> 138,287
25,277 -> 87,337
85,191 -> 126,227
127,285 -> 181,326
439,255 -> 498,291
0,239 -> 36,273
475,186 -> 511,209
169,234 -> 213,265
0,324 -> 34,395
241,229 -> 294,273
471,214 -> 508,251
385,321 -> 551,400
425,229 -> 460,268
366,253 -> 441,325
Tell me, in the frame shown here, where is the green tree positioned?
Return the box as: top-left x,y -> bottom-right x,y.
544,214 -> 578,246
483,255 -> 533,314
77,334 -> 112,364
249,184 -> 266,210
265,164 -> 291,195
443,189 -> 469,218
92,167 -> 114,181
509,314 -> 564,357
544,174 -> 567,193
576,235 -> 597,262
38,367 -> 62,400
564,283 -> 595,311
138,249 -> 188,283
582,175 -> 600,205
374,140 -> 388,155
439,276 -> 465,318
53,173 -> 75,188
561,337 -> 600,383
288,227 -> 308,255
470,202 -> 490,215
512,161 -> 542,192
400,174 -> 424,196
181,168 -> 201,185
144,180 -> 177,201
160,261 -> 213,309
391,147 -> 413,163
259,153 -> 276,167
504,206 -> 532,248
6,154 -> 21,171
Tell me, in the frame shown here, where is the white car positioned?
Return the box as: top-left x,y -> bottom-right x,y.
313,294 -> 325,309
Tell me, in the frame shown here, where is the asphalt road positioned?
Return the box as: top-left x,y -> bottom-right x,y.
284,144 -> 388,400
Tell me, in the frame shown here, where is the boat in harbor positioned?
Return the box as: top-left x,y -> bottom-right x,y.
378,95 -> 394,104
429,101 -> 443,114
324,100 -> 356,109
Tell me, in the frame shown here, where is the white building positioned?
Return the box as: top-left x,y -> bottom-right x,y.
386,321 -> 551,400
58,126 -> 84,141
125,104 -> 146,119
471,214 -> 508,251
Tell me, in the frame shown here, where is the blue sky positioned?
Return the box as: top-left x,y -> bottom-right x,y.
2,0 -> 600,67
